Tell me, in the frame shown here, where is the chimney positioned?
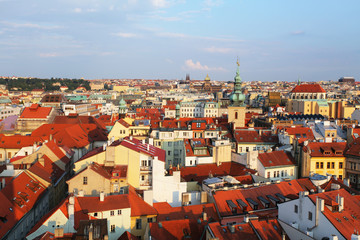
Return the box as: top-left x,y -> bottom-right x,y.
54,228 -> 64,238
78,190 -> 84,197
177,121 -> 181,128
103,143 -> 107,151
244,215 -> 249,223
336,194 -> 344,212
343,178 -> 350,187
202,206 -> 207,221
147,144 -> 150,151
130,136 -> 133,141
331,235 -> 339,240
68,199 -> 75,229
317,186 -> 325,193
100,192 -> 105,202
316,197 -> 324,227
50,134 -> 53,141
352,232 -> 360,240
88,223 -> 93,240
228,225 -> 235,234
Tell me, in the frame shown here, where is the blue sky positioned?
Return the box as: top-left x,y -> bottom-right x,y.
0,0 -> 359,81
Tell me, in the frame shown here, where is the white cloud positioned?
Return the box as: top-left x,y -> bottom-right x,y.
73,8 -> 82,13
39,52 -> 60,58
113,32 -> 139,38
204,46 -> 233,53
73,8 -> 97,13
157,32 -> 186,38
291,30 -> 305,35
0,21 -> 62,30
184,59 -> 226,71
150,0 -> 168,8
203,0 -> 223,7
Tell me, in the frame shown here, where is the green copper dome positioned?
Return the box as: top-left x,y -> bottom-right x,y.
229,60 -> 245,107
175,104 -> 180,110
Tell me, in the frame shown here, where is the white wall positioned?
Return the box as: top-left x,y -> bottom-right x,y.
150,157 -> 187,207
278,195 -> 345,240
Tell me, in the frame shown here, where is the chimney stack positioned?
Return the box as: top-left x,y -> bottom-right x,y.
336,194 -> 344,212
100,192 -> 105,202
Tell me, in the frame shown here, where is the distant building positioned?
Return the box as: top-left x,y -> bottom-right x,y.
338,77 -> 355,84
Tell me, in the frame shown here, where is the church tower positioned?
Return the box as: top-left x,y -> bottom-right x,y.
118,98 -> 127,119
228,60 -> 246,128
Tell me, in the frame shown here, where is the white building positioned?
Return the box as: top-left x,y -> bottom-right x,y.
278,189 -> 360,240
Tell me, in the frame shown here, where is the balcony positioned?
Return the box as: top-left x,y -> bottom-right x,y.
140,180 -> 152,186
140,166 -> 152,171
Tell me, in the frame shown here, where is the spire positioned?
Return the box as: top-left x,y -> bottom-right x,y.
297,78 -> 301,85
230,59 -> 245,106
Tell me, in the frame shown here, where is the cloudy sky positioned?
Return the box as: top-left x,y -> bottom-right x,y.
0,0 -> 359,81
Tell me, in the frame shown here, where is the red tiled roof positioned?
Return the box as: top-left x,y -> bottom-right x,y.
282,127 -> 315,141
178,162 -> 256,183
28,155 -> 65,184
128,187 -> 157,217
52,115 -> 106,129
121,137 -> 165,162
208,222 -> 258,240
77,194 -> 130,213
290,84 -> 326,93
20,104 -> 52,119
0,135 -> 43,149
213,179 -> 305,217
304,142 -> 347,157
118,119 -> 130,128
250,218 -> 287,240
153,202 -> 219,222
118,231 -> 139,240
234,129 -> 278,143
308,189 -> 360,239
346,137 -> 360,157
149,219 -> 207,240
258,151 -> 296,168
0,172 -> 47,238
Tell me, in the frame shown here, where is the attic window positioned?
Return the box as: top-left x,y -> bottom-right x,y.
238,226 -> 243,231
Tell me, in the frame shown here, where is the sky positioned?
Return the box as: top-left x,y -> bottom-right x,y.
0,0 -> 359,82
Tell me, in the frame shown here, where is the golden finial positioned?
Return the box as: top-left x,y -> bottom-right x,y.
236,57 -> 240,67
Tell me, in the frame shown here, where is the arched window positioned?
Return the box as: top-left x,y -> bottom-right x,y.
235,112 -> 238,119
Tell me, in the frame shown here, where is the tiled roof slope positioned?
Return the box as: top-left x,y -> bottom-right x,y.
308,189 -> 360,239
258,151 -> 296,168
290,83 -> 326,93
20,104 -> 52,119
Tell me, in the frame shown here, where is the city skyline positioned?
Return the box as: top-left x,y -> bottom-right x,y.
0,0 -> 359,81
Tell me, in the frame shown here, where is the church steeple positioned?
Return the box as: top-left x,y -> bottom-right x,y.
297,78 -> 301,85
229,59 -> 245,106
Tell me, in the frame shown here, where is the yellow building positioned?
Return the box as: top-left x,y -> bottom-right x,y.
113,85 -> 130,92
287,99 -> 330,117
301,142 -> 347,179
74,137 -> 166,190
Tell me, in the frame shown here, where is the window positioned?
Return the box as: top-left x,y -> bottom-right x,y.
136,219 -> 142,229
294,205 -> 298,213
168,151 -> 171,155
273,172 -> 276,178
331,162 -> 335,169
235,112 -> 238,119
94,212 -> 98,217
8,152 -> 11,159
320,162 -> 324,169
327,162 -> 330,169
168,142 -> 172,147
339,175 -> 343,180
147,218 -> 153,223
111,225 -> 115,232
339,162 -> 343,169
276,171 -> 280,178
141,175 -> 145,181
308,211 -> 313,221
110,210 -> 114,216
246,147 -> 249,152
267,172 -> 270,178
83,176 -> 88,185
316,162 -> 319,169
290,169 -> 294,176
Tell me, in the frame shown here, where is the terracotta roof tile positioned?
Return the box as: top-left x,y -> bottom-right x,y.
20,104 -> 52,119
258,151 -> 296,168
208,222 -> 258,240
290,84 -> 326,93
128,187 -> 157,217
